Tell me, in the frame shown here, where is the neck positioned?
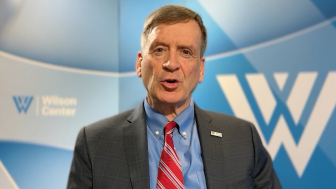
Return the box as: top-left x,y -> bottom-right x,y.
146,96 -> 191,121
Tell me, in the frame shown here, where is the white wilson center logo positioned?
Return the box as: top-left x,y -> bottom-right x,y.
217,71 -> 336,177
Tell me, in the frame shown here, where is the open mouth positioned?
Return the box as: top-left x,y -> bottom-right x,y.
162,79 -> 179,89
166,79 -> 177,83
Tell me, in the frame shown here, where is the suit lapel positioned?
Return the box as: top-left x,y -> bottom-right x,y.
195,105 -> 227,188
123,104 -> 150,189
122,103 -> 227,188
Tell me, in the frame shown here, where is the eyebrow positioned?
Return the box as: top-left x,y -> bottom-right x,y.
149,41 -> 197,52
177,44 -> 196,51
149,41 -> 169,50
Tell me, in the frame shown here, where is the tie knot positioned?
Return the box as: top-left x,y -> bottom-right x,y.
164,121 -> 177,135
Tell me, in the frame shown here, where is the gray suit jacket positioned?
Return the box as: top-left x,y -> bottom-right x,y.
67,103 -> 281,189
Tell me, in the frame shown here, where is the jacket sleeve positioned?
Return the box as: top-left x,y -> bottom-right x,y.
67,127 -> 93,189
251,123 -> 282,189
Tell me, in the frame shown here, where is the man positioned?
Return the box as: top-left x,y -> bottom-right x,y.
67,5 -> 281,189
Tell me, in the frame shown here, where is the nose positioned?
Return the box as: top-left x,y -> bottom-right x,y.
162,51 -> 180,72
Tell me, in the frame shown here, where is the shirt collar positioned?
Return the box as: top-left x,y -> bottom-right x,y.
144,99 -> 195,139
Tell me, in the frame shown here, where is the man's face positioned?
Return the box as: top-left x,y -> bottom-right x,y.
136,20 -> 205,108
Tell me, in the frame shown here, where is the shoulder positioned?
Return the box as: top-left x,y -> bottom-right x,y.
195,106 -> 257,139
82,108 -> 135,137
198,107 -> 252,128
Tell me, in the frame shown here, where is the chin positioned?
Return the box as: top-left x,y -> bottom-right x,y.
159,95 -> 188,106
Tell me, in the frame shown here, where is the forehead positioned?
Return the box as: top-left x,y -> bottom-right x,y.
146,20 -> 202,49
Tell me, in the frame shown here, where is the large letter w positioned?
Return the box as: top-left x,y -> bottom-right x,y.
217,72 -> 336,177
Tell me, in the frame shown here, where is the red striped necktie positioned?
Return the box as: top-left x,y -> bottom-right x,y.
156,121 -> 184,189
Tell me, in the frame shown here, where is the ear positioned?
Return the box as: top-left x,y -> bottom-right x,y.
136,52 -> 142,77
198,57 -> 205,83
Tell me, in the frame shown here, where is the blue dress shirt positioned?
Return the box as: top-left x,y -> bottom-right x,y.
144,99 -> 207,189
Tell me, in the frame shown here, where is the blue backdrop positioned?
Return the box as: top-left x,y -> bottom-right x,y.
0,0 -> 335,188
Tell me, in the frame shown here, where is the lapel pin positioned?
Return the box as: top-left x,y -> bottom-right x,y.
211,131 -> 222,138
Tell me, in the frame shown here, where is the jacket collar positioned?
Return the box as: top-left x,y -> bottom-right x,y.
123,103 -> 150,189
123,103 -> 226,189
195,105 -> 227,188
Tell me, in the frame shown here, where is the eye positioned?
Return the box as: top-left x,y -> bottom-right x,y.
152,47 -> 167,56
180,49 -> 193,58
182,50 -> 190,55
156,48 -> 164,52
